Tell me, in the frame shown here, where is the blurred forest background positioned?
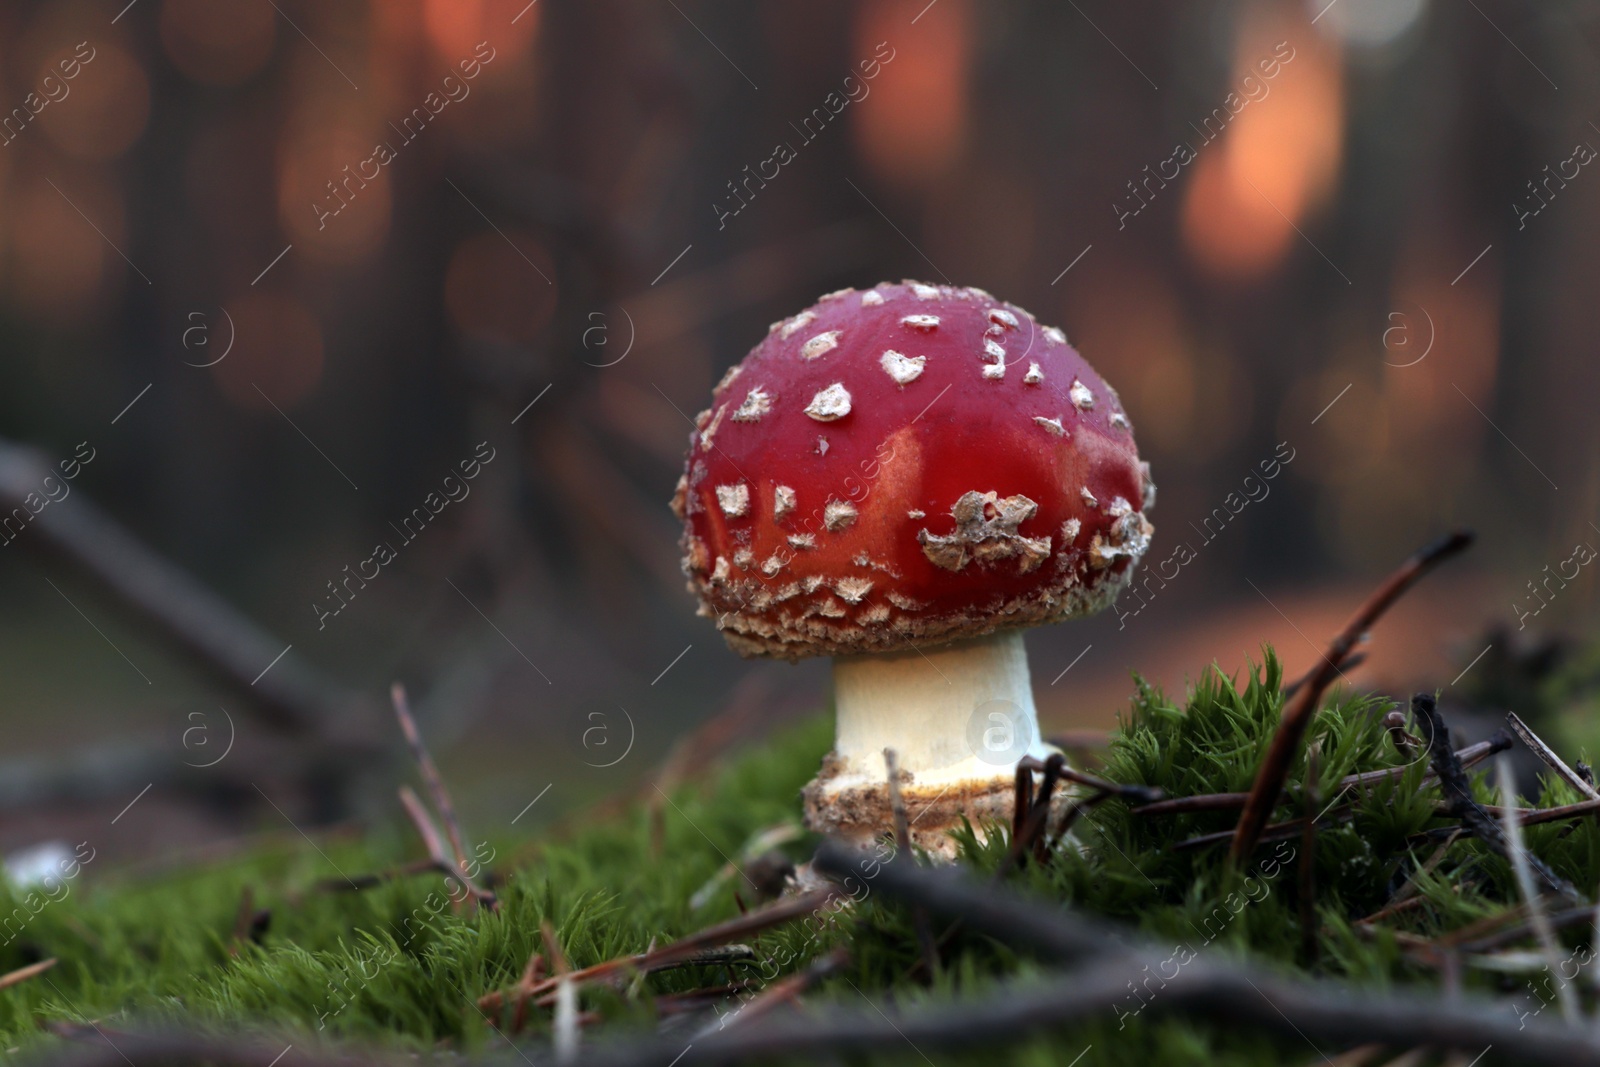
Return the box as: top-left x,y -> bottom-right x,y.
0,0 -> 1597,864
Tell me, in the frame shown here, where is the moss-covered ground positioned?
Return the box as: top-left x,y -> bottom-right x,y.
2,649 -> 1595,1065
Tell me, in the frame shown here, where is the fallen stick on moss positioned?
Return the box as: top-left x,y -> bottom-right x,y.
1229,531 -> 1475,864
792,844 -> 1600,1067
1414,692 -> 1582,904
697,947 -> 850,1035
1172,804 -> 1355,852
1496,753 -> 1579,1022
34,847 -> 1600,1067
1046,760 -> 1163,805
41,956 -> 1600,1067
1356,829 -> 1461,925
1173,716 -> 1595,853
1282,650 -> 1367,698
0,958 -> 55,991
1438,798 -> 1600,827
393,786 -> 496,911
477,889 -> 837,1013
1299,742 -> 1321,964
1136,733 -> 1508,817
1448,904 -> 1598,953
1505,710 -> 1600,802
391,683 -> 497,913
312,855 -> 443,894
998,754 -> 1066,876
0,436 -> 366,741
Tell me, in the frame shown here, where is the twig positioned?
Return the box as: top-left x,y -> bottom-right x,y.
480,946 -> 761,1014
1454,798 -> 1600,828
0,958 -> 55,990
1011,760 -> 1033,843
0,437 -> 364,740
657,982 -> 762,1019
1173,805 -> 1353,852
476,891 -> 836,1012
1300,741 -> 1321,965
1051,789 -> 1113,844
509,952 -> 545,1034
1229,531 -> 1474,864
689,823 -> 801,911
1052,764 -> 1163,805
1284,651 -> 1368,699
884,749 -> 912,859
226,887 -> 266,957
526,949 -> 758,1012
391,690 -> 497,912
40,934 -> 1600,1067
1134,734 -> 1509,818
394,787 -> 497,911
391,684 -> 475,882
1134,792 -> 1259,816
700,947 -> 849,1035
883,749 -> 938,981
1432,902 -> 1531,950
313,856 -> 443,893
794,844 -> 1600,1067
1496,754 -> 1578,1022
1506,711 -> 1600,801
921,756 -> 1079,980
1031,755 -> 1067,865
1414,693 -> 1580,903
397,786 -> 449,867
996,755 -> 1065,876
1357,830 -> 1461,924
1451,904 -> 1596,953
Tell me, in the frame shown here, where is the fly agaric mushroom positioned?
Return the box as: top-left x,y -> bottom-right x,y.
670,281 -> 1154,854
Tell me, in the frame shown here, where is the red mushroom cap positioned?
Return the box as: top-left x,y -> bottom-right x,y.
670,281 -> 1155,660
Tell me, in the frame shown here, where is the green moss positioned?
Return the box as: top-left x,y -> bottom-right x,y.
0,651 -> 1587,1065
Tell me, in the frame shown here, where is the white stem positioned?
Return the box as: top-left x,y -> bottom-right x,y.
823,630 -> 1049,794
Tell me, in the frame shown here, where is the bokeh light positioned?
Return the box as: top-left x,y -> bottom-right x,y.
2,169 -> 120,321
423,0 -> 540,63
276,125 -> 394,264
852,0 -> 969,189
160,0 -> 277,87
1183,8 -> 1343,281
36,43 -> 151,161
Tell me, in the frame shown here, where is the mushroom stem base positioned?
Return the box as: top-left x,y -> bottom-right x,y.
802,773 -> 1050,859
802,630 -> 1054,857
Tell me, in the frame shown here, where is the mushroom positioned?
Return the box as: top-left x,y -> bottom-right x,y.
670,281 -> 1154,856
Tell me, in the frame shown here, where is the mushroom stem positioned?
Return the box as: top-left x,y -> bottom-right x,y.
826,630 -> 1049,794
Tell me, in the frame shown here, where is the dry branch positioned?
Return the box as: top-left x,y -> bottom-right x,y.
1228,531 -> 1474,863
703,948 -> 849,1035
476,890 -> 836,1013
1136,734 -> 1510,818
0,437 -> 364,740
0,958 -> 55,991
1505,711 -> 1600,801
392,686 -> 474,878
1414,694 -> 1580,903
